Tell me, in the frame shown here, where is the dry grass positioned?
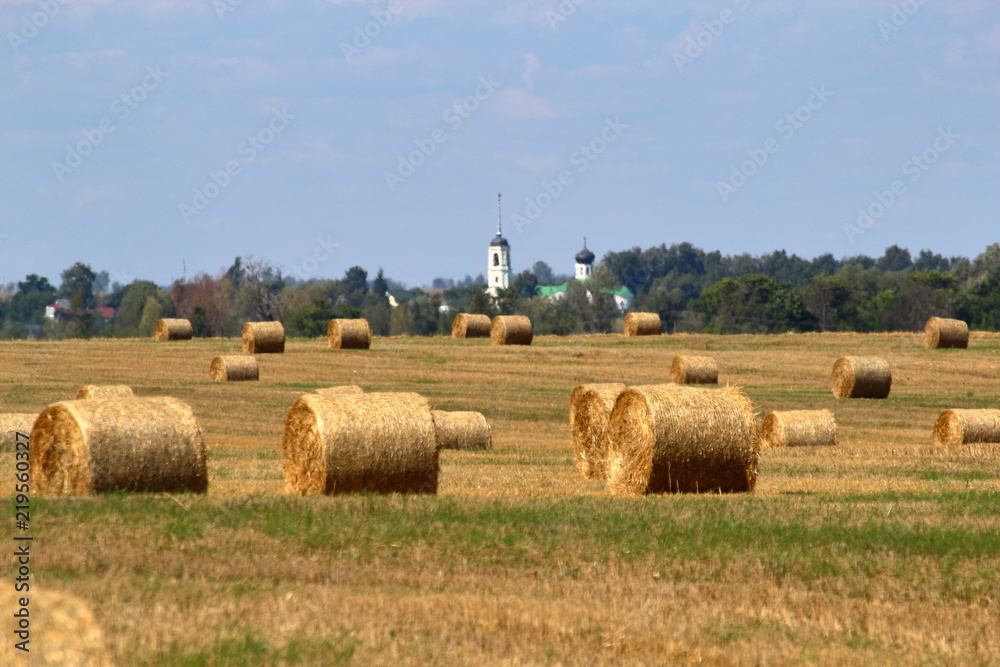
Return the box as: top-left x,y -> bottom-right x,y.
75,384 -> 133,400
1,332 -> 999,664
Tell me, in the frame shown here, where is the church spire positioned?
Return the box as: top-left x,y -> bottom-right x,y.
497,192 -> 503,237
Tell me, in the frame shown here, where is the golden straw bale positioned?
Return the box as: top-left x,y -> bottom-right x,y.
0,413 -> 36,450
451,313 -> 492,338
761,409 -> 837,448
313,385 -> 364,397
932,409 -> 1000,446
327,318 -> 371,350
242,321 -> 285,354
830,356 -> 891,399
210,355 -> 259,381
30,396 -> 208,494
154,318 -> 193,341
283,392 -> 438,495
669,355 -> 718,384
75,385 -> 133,400
923,317 -> 969,349
431,410 -> 492,451
623,312 -> 662,336
606,384 -> 758,495
0,587 -> 112,666
570,383 -> 627,479
491,315 -> 533,345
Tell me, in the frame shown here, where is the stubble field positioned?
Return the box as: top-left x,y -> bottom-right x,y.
2,332 -> 999,665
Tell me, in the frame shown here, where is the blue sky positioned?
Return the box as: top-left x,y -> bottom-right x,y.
1,0 -> 997,288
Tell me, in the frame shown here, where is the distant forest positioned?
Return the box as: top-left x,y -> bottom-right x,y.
3,243 -> 999,339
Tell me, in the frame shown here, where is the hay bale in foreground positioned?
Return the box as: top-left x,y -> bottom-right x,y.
932,409 -> 1000,446
283,392 -> 438,495
491,315 -> 533,346
570,383 -> 627,479
761,410 -> 837,448
830,356 -> 891,399
75,385 -> 133,400
327,318 -> 371,350
154,318 -> 193,341
30,396 -> 207,494
0,587 -> 112,666
624,312 -> 662,336
210,355 -> 259,382
924,317 -> 969,349
242,321 -> 285,354
313,385 -> 364,397
669,355 -> 718,385
451,313 -> 492,339
431,410 -> 492,451
0,413 -> 36,450
605,384 -> 758,495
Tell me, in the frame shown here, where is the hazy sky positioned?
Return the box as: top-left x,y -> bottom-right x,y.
2,0 -> 997,288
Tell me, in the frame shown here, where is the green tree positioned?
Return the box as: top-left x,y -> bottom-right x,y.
512,270 -> 538,299
7,275 -> 56,325
58,262 -> 96,310
114,281 -> 173,336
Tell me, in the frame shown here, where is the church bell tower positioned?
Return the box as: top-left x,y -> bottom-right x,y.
487,193 -> 511,295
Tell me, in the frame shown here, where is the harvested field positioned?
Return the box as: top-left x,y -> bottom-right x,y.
1,332 -> 999,664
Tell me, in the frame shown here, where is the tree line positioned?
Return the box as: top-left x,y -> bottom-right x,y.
2,243 -> 999,339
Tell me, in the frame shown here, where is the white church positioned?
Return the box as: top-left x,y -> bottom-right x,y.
486,194 -> 632,311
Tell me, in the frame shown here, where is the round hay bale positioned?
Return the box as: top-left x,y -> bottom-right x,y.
570,383 -> 627,479
327,318 -> 371,350
923,317 -> 969,349
0,587 -> 112,666
932,409 -> 1000,446
30,396 -> 208,494
431,410 -> 492,451
669,355 -> 718,385
75,385 -> 134,400
451,313 -> 492,338
242,321 -> 285,354
830,356 -> 891,399
154,317 -> 193,341
313,385 -> 365,397
605,384 -> 758,495
761,409 -> 837,448
0,413 -> 36,451
210,355 -> 259,382
491,315 -> 533,346
623,312 -> 662,336
283,392 -> 438,495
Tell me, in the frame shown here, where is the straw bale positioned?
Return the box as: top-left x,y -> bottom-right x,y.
327,318 -> 371,350
491,315 -> 533,345
932,409 -> 1000,446
923,317 -> 969,349
570,383 -> 627,479
30,396 -> 207,494
761,409 -> 837,448
624,312 -> 662,336
154,318 -> 193,341
830,356 -> 891,399
451,313 -> 492,338
75,385 -> 133,400
431,410 -> 492,451
669,355 -> 718,384
0,413 -> 35,450
0,587 -> 112,666
210,355 -> 259,381
283,392 -> 438,495
606,384 -> 758,495
242,321 -> 285,354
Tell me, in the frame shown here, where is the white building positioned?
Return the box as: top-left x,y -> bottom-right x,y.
487,194 -> 512,296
